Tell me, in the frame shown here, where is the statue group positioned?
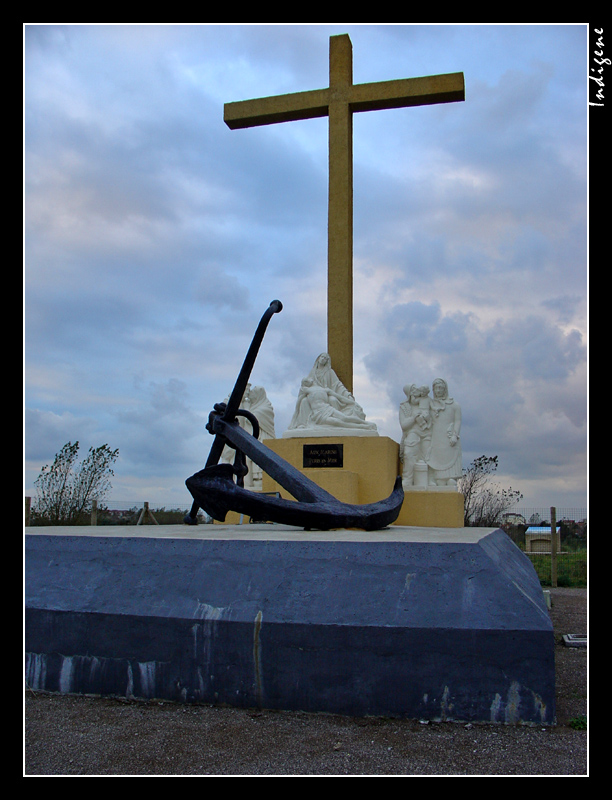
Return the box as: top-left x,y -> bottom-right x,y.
223,356 -> 461,492
399,379 -> 462,490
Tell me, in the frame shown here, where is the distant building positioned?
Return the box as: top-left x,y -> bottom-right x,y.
525,526 -> 561,553
502,512 -> 526,526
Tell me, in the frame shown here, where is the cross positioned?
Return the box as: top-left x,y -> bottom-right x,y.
224,33 -> 464,394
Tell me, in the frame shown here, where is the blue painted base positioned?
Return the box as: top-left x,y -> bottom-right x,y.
25,529 -> 555,723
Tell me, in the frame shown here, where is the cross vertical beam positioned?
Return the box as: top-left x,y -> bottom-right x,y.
327,34 -> 353,394
224,34 -> 464,394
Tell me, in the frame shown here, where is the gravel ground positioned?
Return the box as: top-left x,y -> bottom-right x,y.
24,587 -> 587,777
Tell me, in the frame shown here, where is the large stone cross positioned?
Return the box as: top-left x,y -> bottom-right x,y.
224,33 -> 464,393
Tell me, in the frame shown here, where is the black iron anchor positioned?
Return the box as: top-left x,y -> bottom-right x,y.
184,300 -> 404,530
183,299 -> 282,524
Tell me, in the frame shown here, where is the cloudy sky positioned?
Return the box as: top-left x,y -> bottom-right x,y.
24,23 -> 588,511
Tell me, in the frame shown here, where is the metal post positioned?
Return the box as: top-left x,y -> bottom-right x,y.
550,506 -> 558,588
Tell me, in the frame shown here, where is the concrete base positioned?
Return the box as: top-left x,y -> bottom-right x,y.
25,525 -> 555,724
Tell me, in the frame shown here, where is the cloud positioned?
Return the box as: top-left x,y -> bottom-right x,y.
112,378 -> 208,479
25,408 -> 101,463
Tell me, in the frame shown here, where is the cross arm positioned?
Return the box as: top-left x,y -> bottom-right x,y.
224,88 -> 331,129
349,72 -> 465,113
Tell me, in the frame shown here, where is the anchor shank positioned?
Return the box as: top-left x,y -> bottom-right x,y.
185,300 -> 282,523
213,417 -> 336,505
223,299 -> 282,424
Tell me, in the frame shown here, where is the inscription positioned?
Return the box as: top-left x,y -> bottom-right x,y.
303,443 -> 343,468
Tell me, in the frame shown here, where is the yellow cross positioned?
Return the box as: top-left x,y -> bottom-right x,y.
225,34 -> 464,393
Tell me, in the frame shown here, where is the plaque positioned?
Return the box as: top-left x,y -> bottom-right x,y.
303,443 -> 343,468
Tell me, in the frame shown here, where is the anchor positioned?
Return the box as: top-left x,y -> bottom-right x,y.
184,300 -> 404,530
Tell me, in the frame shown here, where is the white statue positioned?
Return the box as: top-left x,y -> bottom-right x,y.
221,383 -> 275,490
428,378 -> 462,486
399,379 -> 462,489
285,354 -> 378,437
399,384 -> 433,488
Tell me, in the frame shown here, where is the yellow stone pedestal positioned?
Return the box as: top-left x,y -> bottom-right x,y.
262,435 -> 399,506
396,488 -> 464,528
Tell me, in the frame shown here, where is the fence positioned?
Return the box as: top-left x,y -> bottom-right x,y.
24,497 -> 202,527
501,506 -> 587,588
24,498 -> 587,588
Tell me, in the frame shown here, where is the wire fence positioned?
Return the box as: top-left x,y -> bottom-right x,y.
24,499 -> 587,588
500,507 -> 587,588
24,497 -> 202,527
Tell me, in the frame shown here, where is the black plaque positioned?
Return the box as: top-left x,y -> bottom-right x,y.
303,443 -> 343,468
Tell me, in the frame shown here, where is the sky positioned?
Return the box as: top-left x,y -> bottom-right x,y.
24,23 -> 588,512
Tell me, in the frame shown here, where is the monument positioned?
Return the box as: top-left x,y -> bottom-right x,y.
225,34 -> 465,525
24,33 -> 555,725
25,301 -> 555,725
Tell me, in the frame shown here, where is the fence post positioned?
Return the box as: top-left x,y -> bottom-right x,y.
137,502 -> 159,525
91,499 -> 98,526
25,496 -> 31,527
550,506 -> 558,588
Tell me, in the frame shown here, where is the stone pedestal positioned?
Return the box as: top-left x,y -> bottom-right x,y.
25,525 -> 555,724
257,435 -> 464,528
396,487 -> 464,528
261,435 -> 399,506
